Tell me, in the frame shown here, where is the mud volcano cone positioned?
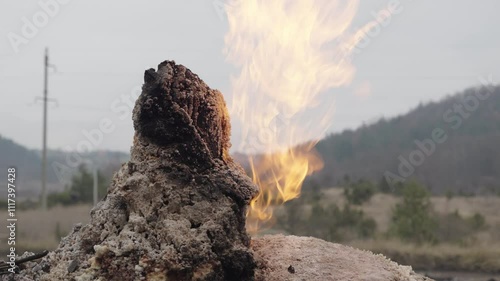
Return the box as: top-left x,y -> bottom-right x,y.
24,61 -> 259,281
4,61 -> 433,281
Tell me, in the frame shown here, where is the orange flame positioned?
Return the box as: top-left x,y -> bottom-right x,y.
224,0 -> 373,233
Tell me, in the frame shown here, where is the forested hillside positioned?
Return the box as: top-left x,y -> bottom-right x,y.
313,85 -> 500,194
0,136 -> 128,185
0,135 -> 41,181
2,85 -> 499,194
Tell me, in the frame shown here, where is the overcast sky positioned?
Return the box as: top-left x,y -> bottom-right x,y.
1,0 -> 499,153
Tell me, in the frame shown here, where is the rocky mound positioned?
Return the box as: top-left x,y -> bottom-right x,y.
7,61 -> 258,281
1,61 -> 431,281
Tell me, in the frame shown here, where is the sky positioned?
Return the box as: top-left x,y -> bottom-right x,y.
1,0 -> 499,153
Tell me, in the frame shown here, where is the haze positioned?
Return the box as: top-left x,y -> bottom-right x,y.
1,0 -> 499,152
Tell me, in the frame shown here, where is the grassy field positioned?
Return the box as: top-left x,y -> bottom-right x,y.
320,188 -> 500,233
0,204 -> 92,254
274,188 -> 500,273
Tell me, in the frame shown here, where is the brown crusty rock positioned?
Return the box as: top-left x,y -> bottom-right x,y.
7,61 -> 259,281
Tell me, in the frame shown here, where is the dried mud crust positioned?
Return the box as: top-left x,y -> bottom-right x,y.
4,61 -> 258,281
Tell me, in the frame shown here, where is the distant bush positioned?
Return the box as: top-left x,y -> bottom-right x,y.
378,176 -> 392,194
389,180 -> 437,244
445,189 -> 455,200
47,190 -> 77,208
47,164 -> 108,208
344,179 -> 376,205
280,199 -> 306,235
458,189 -> 476,197
468,212 -> 486,230
301,179 -> 322,203
0,198 -> 39,210
435,211 -> 487,245
295,202 -> 377,242
334,204 -> 377,239
305,202 -> 338,240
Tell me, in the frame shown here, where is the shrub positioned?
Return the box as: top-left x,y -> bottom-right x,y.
435,211 -> 488,245
389,180 -> 437,244
47,190 -> 77,208
344,179 -> 376,205
468,212 -> 486,231
334,204 -> 377,239
0,198 -> 39,210
301,202 -> 377,242
378,176 -> 392,194
47,164 -> 108,207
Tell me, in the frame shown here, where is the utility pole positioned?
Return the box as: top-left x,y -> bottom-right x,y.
41,47 -> 49,211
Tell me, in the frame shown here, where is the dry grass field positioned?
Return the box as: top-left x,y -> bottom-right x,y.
317,188 -> 500,272
321,188 -> 500,232
0,204 -> 92,254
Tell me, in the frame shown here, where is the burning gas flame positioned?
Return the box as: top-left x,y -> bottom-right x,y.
224,0 -> 375,233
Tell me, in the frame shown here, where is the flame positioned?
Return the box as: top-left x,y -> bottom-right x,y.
224,0 -> 373,233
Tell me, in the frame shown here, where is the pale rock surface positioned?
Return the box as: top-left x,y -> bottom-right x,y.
252,235 -> 432,281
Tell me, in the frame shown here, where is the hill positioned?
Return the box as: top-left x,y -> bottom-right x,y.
0,136 -> 128,197
2,84 -> 499,196
313,85 -> 500,194
0,135 -> 41,182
